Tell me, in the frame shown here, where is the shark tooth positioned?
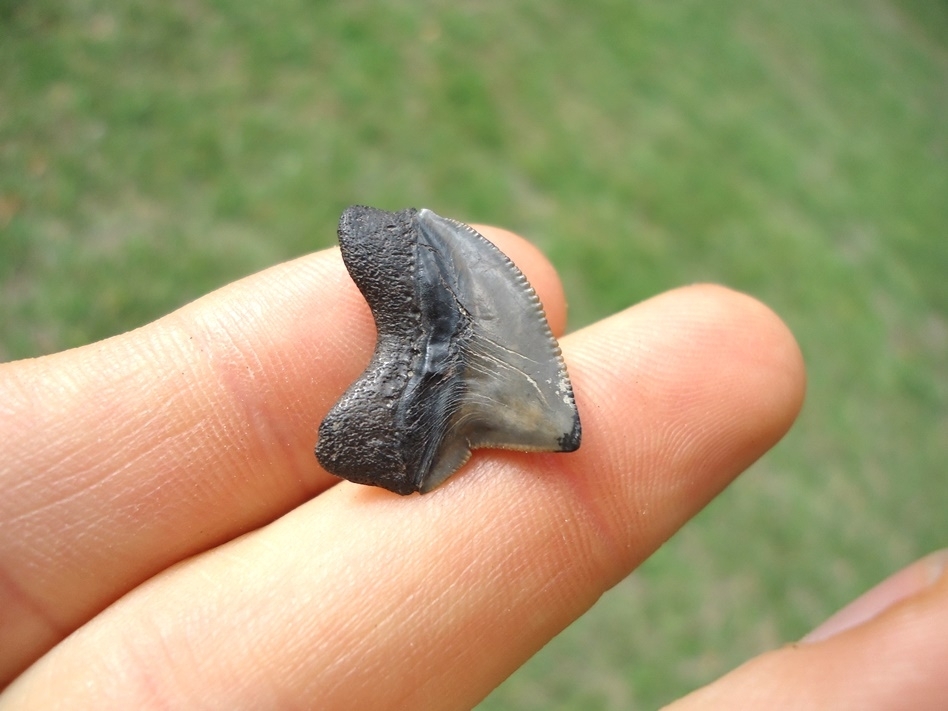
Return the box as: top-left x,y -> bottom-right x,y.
315,206 -> 581,495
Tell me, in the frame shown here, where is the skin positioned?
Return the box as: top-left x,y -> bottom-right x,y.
0,226 -> 944,709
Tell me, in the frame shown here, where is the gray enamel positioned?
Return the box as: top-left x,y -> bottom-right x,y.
315,206 -> 581,495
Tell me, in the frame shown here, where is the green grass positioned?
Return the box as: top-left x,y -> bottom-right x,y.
2,1 -> 947,708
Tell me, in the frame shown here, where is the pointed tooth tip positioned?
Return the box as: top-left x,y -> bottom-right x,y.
558,415 -> 582,452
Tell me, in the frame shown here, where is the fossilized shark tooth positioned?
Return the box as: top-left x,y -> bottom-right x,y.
315,206 -> 581,495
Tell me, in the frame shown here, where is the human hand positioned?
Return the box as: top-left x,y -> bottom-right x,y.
0,226 -> 939,709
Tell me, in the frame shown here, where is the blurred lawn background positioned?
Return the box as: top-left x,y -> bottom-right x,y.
2,0 -> 946,708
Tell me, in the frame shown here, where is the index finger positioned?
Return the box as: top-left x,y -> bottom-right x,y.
0,225 -> 567,685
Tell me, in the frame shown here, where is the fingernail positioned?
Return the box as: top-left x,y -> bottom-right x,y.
923,549 -> 948,585
802,549 -> 948,643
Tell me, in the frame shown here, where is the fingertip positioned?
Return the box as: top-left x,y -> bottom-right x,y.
682,284 -> 807,438
667,553 -> 948,710
567,282 -> 807,459
803,548 -> 948,643
552,284 -> 807,582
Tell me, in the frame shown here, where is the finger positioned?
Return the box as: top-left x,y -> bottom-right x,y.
0,226 -> 566,685
803,549 -> 948,643
2,286 -> 806,710
665,551 -> 948,710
